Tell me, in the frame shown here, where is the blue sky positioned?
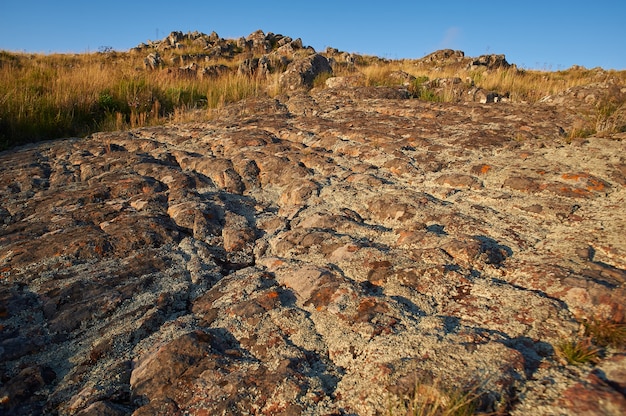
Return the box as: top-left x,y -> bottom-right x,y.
1,1 -> 625,70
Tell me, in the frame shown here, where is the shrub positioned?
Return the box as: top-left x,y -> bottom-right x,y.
568,119 -> 596,139
312,71 -> 333,88
408,78 -> 441,102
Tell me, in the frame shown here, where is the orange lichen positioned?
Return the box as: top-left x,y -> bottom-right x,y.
562,173 -> 585,181
586,178 -> 605,191
94,244 -> 106,256
557,173 -> 608,194
560,187 -> 591,197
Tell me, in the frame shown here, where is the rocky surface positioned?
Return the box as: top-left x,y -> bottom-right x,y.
1,85 -> 625,415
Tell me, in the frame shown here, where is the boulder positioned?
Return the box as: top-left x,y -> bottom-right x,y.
278,54 -> 332,90
143,52 -> 162,70
420,49 -> 465,63
165,31 -> 185,46
471,53 -> 510,69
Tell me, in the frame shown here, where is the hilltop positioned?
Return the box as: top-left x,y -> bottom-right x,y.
2,29 -> 625,150
1,31 -> 625,415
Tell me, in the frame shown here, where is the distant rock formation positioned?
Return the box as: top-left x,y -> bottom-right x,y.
416,48 -> 512,70
132,31 -> 518,100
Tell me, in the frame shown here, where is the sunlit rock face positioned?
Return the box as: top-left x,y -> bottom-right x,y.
1,85 -> 625,415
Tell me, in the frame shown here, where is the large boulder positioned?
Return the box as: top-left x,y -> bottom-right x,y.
471,53 -> 511,69
419,49 -> 466,64
279,54 -> 332,91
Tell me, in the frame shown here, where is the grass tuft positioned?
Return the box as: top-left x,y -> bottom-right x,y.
583,319 -> 626,349
388,378 -> 482,416
555,338 -> 601,366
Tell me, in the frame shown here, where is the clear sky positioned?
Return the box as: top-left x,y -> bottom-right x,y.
1,1 -> 625,70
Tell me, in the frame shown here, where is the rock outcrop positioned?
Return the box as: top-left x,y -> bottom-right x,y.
1,85 -> 625,415
416,49 -> 511,71
279,54 -> 333,90
131,31 -> 517,101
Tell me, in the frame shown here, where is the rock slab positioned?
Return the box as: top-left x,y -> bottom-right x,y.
1,88 -> 625,415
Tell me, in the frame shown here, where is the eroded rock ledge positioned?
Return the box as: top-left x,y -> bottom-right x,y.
1,88 -> 625,415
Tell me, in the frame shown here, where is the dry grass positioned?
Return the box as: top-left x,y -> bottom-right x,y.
555,338 -> 602,366
583,319 -> 626,349
387,378 -> 486,416
2,42 -> 626,150
337,57 -> 626,104
555,316 -> 626,367
391,61 -> 626,103
0,50 -> 262,149
568,84 -> 626,139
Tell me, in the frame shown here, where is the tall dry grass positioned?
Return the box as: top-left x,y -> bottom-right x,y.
2,46 -> 625,150
355,59 -> 626,103
0,50 -> 265,149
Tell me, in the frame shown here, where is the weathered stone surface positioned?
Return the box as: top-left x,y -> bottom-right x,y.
472,53 -> 510,69
1,83 -> 625,415
559,372 -> 626,416
143,52 -> 162,70
279,53 -> 332,90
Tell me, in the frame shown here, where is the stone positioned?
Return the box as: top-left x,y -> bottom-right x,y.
388,70 -> 417,86
435,173 -> 483,189
325,75 -> 364,89
0,365 -> 56,415
144,52 -> 162,70
472,54 -> 510,69
75,400 -> 131,416
596,354 -> 626,395
420,49 -> 465,64
559,372 -> 626,415
279,54 -> 332,90
468,87 -> 506,103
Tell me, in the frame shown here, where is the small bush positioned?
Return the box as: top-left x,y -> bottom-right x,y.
417,88 -> 441,102
568,121 -> 596,139
408,79 -> 441,102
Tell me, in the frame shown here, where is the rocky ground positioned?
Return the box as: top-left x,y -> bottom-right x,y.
1,85 -> 625,415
